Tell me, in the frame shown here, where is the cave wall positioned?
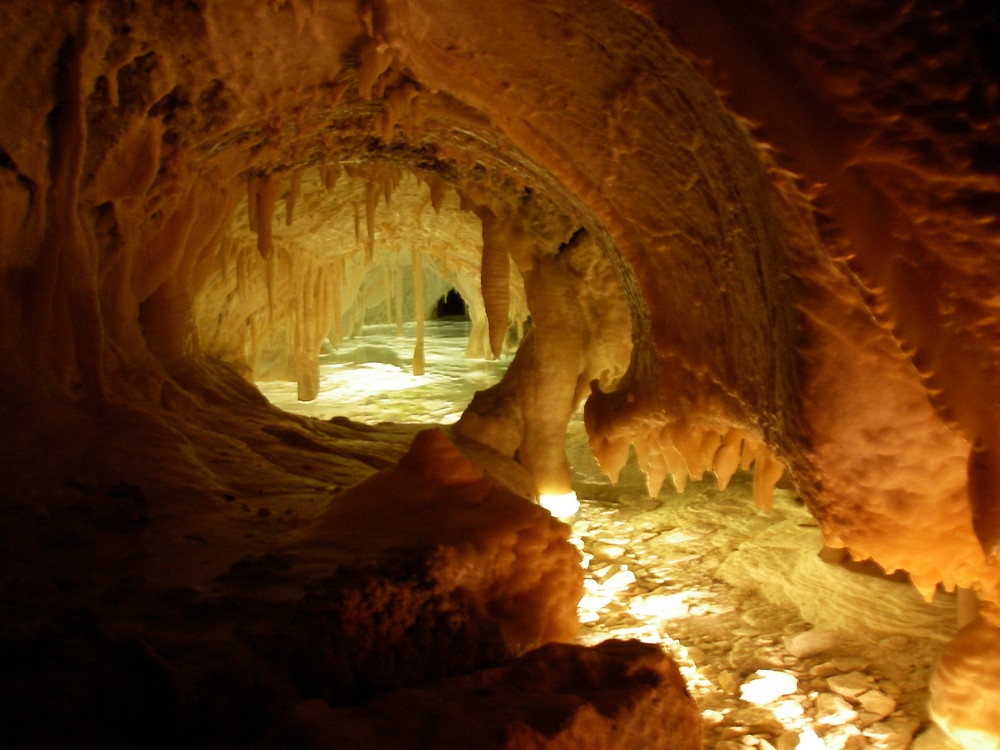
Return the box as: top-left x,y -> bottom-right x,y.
1,0 -> 998,647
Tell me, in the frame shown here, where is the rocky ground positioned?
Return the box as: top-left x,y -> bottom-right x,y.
566,420 -> 963,750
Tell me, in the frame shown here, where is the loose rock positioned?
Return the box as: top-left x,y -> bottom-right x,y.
856,688 -> 896,719
815,693 -> 859,726
783,629 -> 840,658
827,672 -> 873,700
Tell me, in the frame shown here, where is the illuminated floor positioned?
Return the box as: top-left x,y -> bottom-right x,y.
257,320 -> 511,424
260,321 -> 961,750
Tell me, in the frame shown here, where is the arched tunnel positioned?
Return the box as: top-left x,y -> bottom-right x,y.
1,1 -> 999,748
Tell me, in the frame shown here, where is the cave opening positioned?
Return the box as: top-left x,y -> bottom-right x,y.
435,288 -> 469,320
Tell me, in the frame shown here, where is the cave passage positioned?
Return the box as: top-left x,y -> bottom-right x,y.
3,0 -> 998,746
435,289 -> 469,319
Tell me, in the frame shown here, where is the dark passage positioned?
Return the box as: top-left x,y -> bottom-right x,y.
435,289 -> 468,319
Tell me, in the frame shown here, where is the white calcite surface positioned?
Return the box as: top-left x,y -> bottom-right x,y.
257,320 -> 513,424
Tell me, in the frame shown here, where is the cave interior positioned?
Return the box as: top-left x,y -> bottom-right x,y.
1,0 -> 999,748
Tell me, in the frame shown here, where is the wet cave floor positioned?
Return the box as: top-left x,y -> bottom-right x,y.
259,321 -> 962,750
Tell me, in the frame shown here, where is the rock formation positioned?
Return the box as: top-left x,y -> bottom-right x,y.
0,0 -> 997,746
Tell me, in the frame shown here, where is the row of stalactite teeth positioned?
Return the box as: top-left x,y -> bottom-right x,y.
593,423 -> 786,510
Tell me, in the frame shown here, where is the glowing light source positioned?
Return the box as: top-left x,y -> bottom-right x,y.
739,670 -> 798,705
797,727 -> 826,750
539,491 -> 580,518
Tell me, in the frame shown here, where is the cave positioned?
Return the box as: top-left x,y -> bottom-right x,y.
1,1 -> 998,749
435,289 -> 468,320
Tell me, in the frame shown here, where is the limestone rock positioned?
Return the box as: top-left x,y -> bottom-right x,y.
856,688 -> 896,719
783,629 -> 840,658
864,717 -> 921,750
815,693 -> 859,726
827,672 -> 874,700
271,640 -> 702,750
728,706 -> 785,735
930,613 -> 1000,750
718,670 -> 742,694
910,724 -> 965,750
591,541 -> 627,560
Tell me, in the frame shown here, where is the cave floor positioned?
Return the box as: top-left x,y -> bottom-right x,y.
262,321 -> 962,750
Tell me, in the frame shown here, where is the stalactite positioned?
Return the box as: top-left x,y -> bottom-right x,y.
669,422 -> 722,482
752,448 -> 786,512
320,157 -> 342,191
382,171 -> 393,207
353,201 -> 362,247
635,436 -> 668,499
356,38 -> 394,101
255,173 -> 278,260
658,428 -> 690,493
247,175 -> 259,233
741,438 -> 760,472
427,175 -> 447,214
411,246 -> 425,376
591,434 -> 631,484
713,428 -> 746,490
285,168 -> 302,226
478,209 -> 511,358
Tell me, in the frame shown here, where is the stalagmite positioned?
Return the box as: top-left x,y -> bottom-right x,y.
411,246 -> 425,376
393,262 -> 404,336
330,260 -> 343,347
294,264 -> 319,401
930,608 -> 1000,750
365,181 -> 377,262
247,175 -> 259,233
382,261 -> 392,324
